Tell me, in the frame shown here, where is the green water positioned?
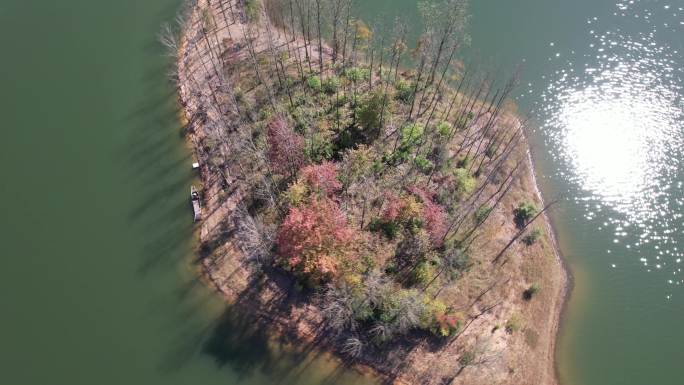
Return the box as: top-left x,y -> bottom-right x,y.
3,1 -> 684,385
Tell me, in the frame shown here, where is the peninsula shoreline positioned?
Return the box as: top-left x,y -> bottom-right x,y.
174,1 -> 569,383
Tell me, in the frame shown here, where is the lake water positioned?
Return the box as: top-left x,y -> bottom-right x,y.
1,1 -> 683,385
0,1 -> 372,384
379,0 -> 684,384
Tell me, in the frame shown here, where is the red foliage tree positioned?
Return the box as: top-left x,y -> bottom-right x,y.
381,192 -> 404,222
300,161 -> 342,196
266,116 -> 305,176
423,201 -> 447,247
276,198 -> 355,284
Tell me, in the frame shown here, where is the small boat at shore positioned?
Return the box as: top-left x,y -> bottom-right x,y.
190,186 -> 202,222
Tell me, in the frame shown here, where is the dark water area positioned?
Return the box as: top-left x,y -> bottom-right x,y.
2,1 -> 683,385
0,1 -> 372,384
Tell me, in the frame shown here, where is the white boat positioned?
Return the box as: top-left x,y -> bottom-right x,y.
191,186 -> 202,222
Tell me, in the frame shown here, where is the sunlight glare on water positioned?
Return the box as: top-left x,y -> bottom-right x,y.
554,60 -> 680,209
535,0 -> 684,294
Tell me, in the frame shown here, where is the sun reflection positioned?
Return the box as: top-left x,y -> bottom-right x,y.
555,63 -> 679,209
546,55 -> 682,216
535,1 -> 684,293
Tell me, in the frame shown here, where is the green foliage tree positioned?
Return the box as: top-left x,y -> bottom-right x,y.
356,90 -> 390,142
514,201 -> 538,226
307,75 -> 322,91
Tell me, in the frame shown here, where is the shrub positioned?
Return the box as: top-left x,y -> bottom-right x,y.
514,201 -> 538,225
344,66 -> 370,82
474,205 -> 493,224
276,199 -> 355,285
307,75 -> 322,91
400,123 -> 424,148
201,8 -> 215,29
322,76 -> 340,94
506,313 -> 523,333
441,246 -> 470,281
436,121 -> 451,136
304,130 -> 334,162
428,301 -> 462,337
369,218 -> 401,239
244,0 -> 260,22
234,87 -> 244,102
523,283 -> 541,300
524,328 -> 540,348
453,168 -> 476,199
523,227 -> 543,245
394,230 -> 432,271
485,142 -> 497,158
459,350 -> 476,367
335,93 -> 348,107
414,155 -> 434,173
410,260 -> 434,286
282,180 -> 308,206
394,79 -> 414,103
339,145 -> 373,187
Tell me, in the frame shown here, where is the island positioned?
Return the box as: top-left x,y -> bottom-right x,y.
168,0 -> 567,383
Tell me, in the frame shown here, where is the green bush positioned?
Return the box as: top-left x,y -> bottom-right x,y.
369,218 -> 400,239
304,132 -> 334,162
441,246 -> 470,281
344,67 -> 370,82
410,260 -> 434,286
258,108 -> 271,121
454,168 -> 476,198
335,93 -> 348,107
459,350 -> 476,367
456,155 -> 472,169
474,205 -> 493,224
506,313 -> 523,333
244,0 -> 260,22
436,121 -> 451,136
522,227 -> 543,245
414,155 -> 434,173
394,80 -> 414,103
400,123 -> 424,147
514,201 -> 538,225
322,76 -> 340,94
307,75 -> 322,91
382,123 -> 422,166
523,283 -> 541,300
